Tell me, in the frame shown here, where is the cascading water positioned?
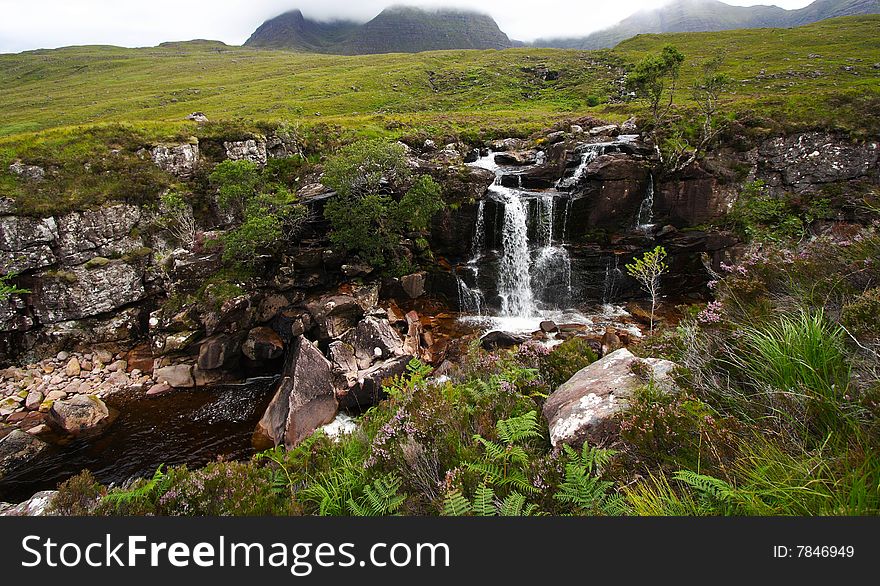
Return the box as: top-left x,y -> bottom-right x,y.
636,174 -> 655,234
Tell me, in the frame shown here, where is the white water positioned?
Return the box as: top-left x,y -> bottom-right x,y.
458,151 -> 584,333
636,174 -> 655,234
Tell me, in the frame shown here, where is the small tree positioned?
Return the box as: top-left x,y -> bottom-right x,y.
157,190 -> 198,248
209,159 -> 261,219
625,246 -> 669,333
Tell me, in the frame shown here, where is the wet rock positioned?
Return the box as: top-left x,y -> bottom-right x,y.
494,151 -> 538,166
197,334 -> 242,371
589,124 -> 620,137
146,383 -> 172,397
540,320 -> 558,333
542,348 -> 678,447
153,364 -> 195,388
307,295 -> 364,340
401,271 -> 427,299
0,430 -> 48,479
48,395 -> 111,437
481,331 -> 529,350
242,327 -> 285,362
151,143 -> 199,179
336,355 -> 413,411
224,139 -> 267,166
341,316 -> 405,370
125,344 -> 155,374
491,138 -> 525,152
254,336 -> 339,449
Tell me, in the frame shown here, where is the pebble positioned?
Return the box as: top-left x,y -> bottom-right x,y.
56,351 -> 69,361
65,357 -> 81,377
46,390 -> 67,401
27,424 -> 50,436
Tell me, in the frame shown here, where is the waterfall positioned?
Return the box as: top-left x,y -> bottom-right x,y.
497,186 -> 537,317
457,275 -> 485,316
556,143 -> 606,189
602,255 -> 622,305
471,199 -> 486,260
636,174 -> 655,233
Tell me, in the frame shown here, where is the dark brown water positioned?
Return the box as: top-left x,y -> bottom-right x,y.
0,377 -> 278,503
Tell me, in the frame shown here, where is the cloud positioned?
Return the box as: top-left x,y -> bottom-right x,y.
0,0 -> 816,54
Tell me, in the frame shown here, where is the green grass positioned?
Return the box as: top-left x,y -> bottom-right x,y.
1,16 -> 878,216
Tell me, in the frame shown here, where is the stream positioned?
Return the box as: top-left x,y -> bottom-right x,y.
0,377 -> 278,503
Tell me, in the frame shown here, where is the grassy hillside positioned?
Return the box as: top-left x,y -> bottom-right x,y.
0,16 -> 878,215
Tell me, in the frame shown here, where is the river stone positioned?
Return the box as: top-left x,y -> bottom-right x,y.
481,331 -> 529,350
197,334 -> 241,371
0,429 -> 49,474
65,357 -> 81,377
153,364 -> 195,388
242,327 -> 285,362
48,395 -> 111,436
25,391 -> 43,411
542,348 -> 678,447
254,336 -> 338,450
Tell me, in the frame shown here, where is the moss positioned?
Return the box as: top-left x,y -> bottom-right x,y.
122,247 -> 153,263
84,257 -> 111,270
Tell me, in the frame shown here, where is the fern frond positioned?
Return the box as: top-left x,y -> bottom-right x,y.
496,410 -> 541,444
442,490 -> 472,516
673,470 -> 736,503
472,484 -> 497,516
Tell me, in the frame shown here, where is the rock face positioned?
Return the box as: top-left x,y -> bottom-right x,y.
32,261 -> 145,323
255,336 -> 339,449
150,144 -> 199,179
400,271 -> 427,299
48,395 -> 111,436
542,348 -> 678,447
757,132 -> 879,189
307,295 -> 365,340
0,430 -> 49,480
224,139 -> 268,166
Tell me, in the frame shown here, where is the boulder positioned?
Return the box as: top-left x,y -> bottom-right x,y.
254,336 -> 339,449
481,331 -> 529,351
0,430 -> 49,480
542,348 -> 678,447
401,271 -> 427,299
48,395 -> 111,437
242,327 -> 285,361
65,357 -> 81,377
154,364 -> 195,388
336,355 -> 413,411
341,316 -> 405,370
197,334 -> 242,370
328,341 -> 359,375
307,295 -> 365,340
540,320 -> 558,333
8,161 -> 46,182
494,151 -> 537,166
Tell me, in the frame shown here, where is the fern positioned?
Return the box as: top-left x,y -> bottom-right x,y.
103,465 -> 172,512
554,444 -> 620,515
496,410 -> 542,444
442,490 -> 472,516
673,471 -> 736,503
442,484 -> 541,516
347,474 -> 406,516
384,358 -> 433,401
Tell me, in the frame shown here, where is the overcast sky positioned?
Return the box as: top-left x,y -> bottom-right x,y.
0,0 -> 815,54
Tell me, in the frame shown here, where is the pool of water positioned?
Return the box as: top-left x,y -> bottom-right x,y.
0,377 -> 278,504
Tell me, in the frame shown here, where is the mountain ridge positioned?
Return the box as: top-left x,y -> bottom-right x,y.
245,6 -> 512,54
534,0 -> 880,49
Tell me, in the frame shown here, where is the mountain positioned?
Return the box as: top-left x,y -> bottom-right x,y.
244,9 -> 360,52
534,0 -> 880,49
245,6 -> 512,54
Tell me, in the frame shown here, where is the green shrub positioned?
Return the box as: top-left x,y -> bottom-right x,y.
209,159 -> 261,217
841,287 -> 880,341
728,180 -> 803,242
221,188 -> 307,264
323,140 -> 445,268
539,337 -> 598,389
